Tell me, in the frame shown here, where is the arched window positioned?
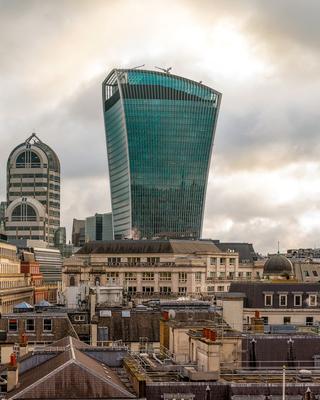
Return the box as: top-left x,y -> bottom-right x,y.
69,276 -> 75,287
16,151 -> 41,168
12,204 -> 37,221
95,276 -> 100,286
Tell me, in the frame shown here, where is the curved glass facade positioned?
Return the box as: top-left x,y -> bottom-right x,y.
103,69 -> 221,239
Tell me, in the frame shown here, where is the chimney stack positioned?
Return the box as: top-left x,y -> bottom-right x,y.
19,333 -> 29,358
7,353 -> 19,392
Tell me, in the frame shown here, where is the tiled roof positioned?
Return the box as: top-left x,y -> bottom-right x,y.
6,336 -> 135,399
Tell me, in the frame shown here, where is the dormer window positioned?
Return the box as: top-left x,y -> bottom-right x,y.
265,294 -> 273,306
279,294 -> 287,307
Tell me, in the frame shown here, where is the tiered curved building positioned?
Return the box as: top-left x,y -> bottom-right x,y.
102,69 -> 221,239
5,133 -> 60,246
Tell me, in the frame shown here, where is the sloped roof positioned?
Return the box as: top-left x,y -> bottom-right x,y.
7,336 -> 135,399
13,302 -> 33,309
213,241 -> 259,263
77,239 -> 219,255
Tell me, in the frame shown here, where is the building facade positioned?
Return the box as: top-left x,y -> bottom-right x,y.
102,69 -> 221,239
72,218 -> 85,248
0,240 -> 33,314
62,240 -> 248,299
5,133 -> 60,246
85,213 -> 113,242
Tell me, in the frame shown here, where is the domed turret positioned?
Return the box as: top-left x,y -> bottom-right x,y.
263,253 -> 293,278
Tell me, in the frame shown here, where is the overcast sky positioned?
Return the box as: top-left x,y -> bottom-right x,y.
1,0 -> 319,254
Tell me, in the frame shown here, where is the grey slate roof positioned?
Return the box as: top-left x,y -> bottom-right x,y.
213,241 -> 259,263
229,281 -> 320,308
77,239 -> 220,255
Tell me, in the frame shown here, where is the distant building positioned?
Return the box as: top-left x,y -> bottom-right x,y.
102,68 -> 221,239
72,218 -> 85,247
54,226 -> 66,247
63,240 -> 241,298
0,241 -> 33,314
5,133 -> 60,246
85,212 -> 113,242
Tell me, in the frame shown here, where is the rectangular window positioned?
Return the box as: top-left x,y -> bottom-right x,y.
313,271 -> 318,277
207,286 -> 215,293
43,319 -> 52,332
124,272 -> 136,281
304,271 -> 310,277
217,285 -> 224,292
229,258 -> 236,265
142,286 -> 154,294
196,286 -> 201,293
147,257 -> 160,264
25,319 -> 35,332
306,316 -> 314,326
262,316 -> 269,325
309,295 -> 317,306
142,272 -> 154,281
264,294 -> 273,306
283,316 -> 291,324
210,257 -> 217,266
178,287 -> 187,295
279,294 -> 287,307
294,295 -> 302,306
160,286 -> 171,294
219,271 -> 225,278
159,272 -> 171,281
127,286 -> 137,293
179,272 -> 187,283
246,272 -> 252,278
8,319 -> 18,332
195,272 -> 202,282
220,258 -> 226,265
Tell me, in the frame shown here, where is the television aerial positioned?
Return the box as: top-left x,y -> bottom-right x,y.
131,64 -> 145,70
155,66 -> 172,74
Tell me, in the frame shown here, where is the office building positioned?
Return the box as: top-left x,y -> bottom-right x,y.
102,68 -> 221,239
72,218 -> 85,247
5,133 -> 60,246
85,212 -> 113,242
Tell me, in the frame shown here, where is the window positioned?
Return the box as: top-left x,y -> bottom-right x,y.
264,294 -> 273,306
210,257 -> 217,266
159,272 -> 171,281
160,286 -> 171,294
69,276 -> 75,287
74,315 -> 85,322
313,271 -> 319,277
294,295 -> 302,307
304,271 -> 310,277
279,294 -> 287,307
127,257 -> 140,264
179,272 -> 187,283
8,319 -> 18,332
246,272 -> 252,278
43,319 -> 52,332
219,271 -> 226,278
142,272 -> 154,281
308,295 -> 317,306
107,257 -> 121,264
262,317 -> 269,325
127,286 -> 137,293
147,257 -> 160,264
283,316 -> 291,325
195,272 -> 202,282
142,286 -> 154,294
306,317 -> 314,326
25,319 -> 35,332
95,276 -> 100,286
11,204 -> 37,222
207,286 -> 215,293
125,272 -> 136,281
229,258 -> 236,265
217,285 -> 224,292
220,258 -> 226,265
209,271 -> 216,278
178,287 -> 187,295
196,286 -> 201,293
16,151 -> 41,168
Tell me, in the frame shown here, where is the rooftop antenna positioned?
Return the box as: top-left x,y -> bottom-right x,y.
199,80 -> 203,84
131,64 -> 145,70
278,241 -> 280,254
154,66 -> 172,74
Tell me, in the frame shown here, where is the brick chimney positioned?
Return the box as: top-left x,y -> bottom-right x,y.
19,333 -> 29,358
7,353 -> 19,392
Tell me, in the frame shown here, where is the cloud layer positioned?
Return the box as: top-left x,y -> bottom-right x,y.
1,0 -> 320,254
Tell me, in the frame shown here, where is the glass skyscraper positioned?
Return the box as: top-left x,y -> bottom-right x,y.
102,69 -> 221,240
